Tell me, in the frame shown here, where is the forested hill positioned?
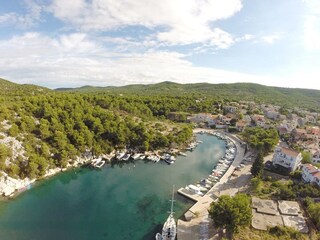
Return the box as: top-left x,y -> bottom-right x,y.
0,78 -> 50,97
56,81 -> 320,110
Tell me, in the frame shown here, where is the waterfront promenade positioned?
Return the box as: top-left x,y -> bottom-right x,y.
177,129 -> 252,240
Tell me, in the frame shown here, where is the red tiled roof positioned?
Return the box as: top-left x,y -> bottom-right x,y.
280,147 -> 300,158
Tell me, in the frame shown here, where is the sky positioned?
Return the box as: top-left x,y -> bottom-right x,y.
0,0 -> 320,89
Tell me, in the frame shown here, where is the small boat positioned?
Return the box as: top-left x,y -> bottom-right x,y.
139,155 -> 146,160
90,157 -> 102,167
116,151 -> 126,160
131,153 -> 141,160
178,152 -> 187,157
165,156 -> 175,165
155,186 -> 176,240
95,160 -> 105,168
122,154 -> 131,161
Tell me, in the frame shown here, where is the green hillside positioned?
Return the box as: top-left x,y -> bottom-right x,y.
0,78 -> 50,97
56,81 -> 320,111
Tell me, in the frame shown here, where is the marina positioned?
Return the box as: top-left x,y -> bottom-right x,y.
0,133 -> 226,240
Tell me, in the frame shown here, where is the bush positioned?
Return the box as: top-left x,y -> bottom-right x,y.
269,225 -> 302,239
290,170 -> 302,180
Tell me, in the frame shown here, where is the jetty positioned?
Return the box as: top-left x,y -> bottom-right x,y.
177,130 -> 247,239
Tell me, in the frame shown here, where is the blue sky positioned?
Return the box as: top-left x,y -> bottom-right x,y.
0,0 -> 320,89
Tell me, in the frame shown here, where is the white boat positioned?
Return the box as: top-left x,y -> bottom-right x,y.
95,160 -> 105,168
155,186 -> 176,240
90,157 -> 102,167
122,153 -> 131,161
186,184 -> 203,196
164,155 -> 175,165
139,155 -> 146,160
178,152 -> 187,157
116,151 -> 126,160
131,153 -> 141,160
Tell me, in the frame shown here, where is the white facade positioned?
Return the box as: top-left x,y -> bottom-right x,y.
301,164 -> 320,187
312,151 -> 320,164
265,111 -> 279,120
272,147 -> 302,172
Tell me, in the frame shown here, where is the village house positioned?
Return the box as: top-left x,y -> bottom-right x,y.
306,115 -> 317,124
265,110 -> 279,120
312,151 -> 320,164
251,114 -> 266,127
291,128 -> 307,142
272,147 -> 302,172
301,164 -> 320,187
224,105 -> 238,113
188,113 -> 216,126
236,120 -> 247,132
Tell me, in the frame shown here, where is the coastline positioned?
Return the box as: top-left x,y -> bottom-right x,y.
0,136 -> 197,200
177,128 -> 249,239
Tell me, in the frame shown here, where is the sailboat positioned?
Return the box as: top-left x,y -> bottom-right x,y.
155,186 -> 177,240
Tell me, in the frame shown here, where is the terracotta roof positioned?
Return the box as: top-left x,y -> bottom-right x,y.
280,147 -> 300,158
294,128 -> 307,134
302,164 -> 319,173
313,172 -> 320,178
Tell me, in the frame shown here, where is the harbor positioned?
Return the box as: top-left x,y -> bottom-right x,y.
0,133 -> 225,240
176,130 -> 252,240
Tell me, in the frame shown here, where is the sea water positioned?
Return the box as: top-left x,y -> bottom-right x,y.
0,134 -> 225,240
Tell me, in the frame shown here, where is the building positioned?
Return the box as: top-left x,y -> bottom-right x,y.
188,113 -> 216,126
301,164 -> 320,187
252,114 -> 266,127
224,105 -> 238,113
265,110 -> 279,120
312,151 -> 320,164
272,147 -> 302,172
236,120 -> 247,132
291,128 -> 307,141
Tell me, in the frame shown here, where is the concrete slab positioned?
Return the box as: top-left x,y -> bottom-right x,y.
282,215 -> 309,233
252,197 -> 279,215
278,200 -> 301,216
177,215 -> 216,240
252,209 -> 284,231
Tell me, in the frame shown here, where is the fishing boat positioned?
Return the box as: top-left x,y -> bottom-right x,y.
155,186 -> 176,240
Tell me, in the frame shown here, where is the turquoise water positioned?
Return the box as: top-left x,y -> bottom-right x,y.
0,134 -> 225,240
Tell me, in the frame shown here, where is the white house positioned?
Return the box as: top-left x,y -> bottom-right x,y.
312,151 -> 320,164
188,113 -> 216,126
301,164 -> 320,187
224,105 -> 238,113
265,110 -> 279,120
272,147 -> 302,172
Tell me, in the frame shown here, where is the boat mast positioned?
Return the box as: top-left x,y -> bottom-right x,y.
170,185 -> 175,215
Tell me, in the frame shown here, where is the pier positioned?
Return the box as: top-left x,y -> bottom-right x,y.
177,130 -> 247,240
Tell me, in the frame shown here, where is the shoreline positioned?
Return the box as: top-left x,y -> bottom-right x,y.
0,135 -> 199,200
177,128 -> 248,238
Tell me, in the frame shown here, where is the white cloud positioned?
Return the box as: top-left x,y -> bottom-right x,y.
0,0 -> 42,28
261,34 -> 281,44
48,0 -> 242,47
303,0 -> 320,51
2,32 -> 319,90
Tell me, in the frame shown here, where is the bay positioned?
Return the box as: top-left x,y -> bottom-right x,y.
0,134 -> 225,240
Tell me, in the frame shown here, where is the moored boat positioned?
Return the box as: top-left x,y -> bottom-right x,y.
155,186 -> 176,240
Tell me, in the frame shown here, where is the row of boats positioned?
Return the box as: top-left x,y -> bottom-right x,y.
185,133 -> 237,196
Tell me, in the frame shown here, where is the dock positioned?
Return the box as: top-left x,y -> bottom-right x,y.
177,130 -> 246,239
177,188 -> 202,202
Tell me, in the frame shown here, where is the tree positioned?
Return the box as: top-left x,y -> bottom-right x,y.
8,123 -> 19,137
251,151 -> 264,177
208,194 -> 252,239
307,201 -> 320,229
301,151 -> 312,164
